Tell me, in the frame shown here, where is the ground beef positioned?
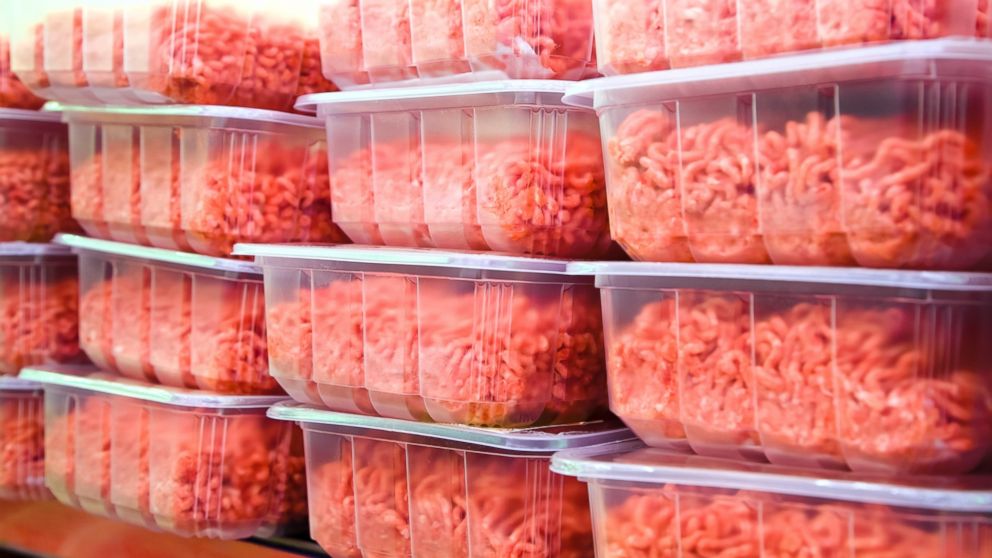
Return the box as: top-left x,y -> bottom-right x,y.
0,389 -> 45,500
0,36 -> 45,109
0,140 -> 77,242
0,274 -> 81,375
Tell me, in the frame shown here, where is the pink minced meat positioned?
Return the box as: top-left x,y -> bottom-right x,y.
0,36 -> 45,109
0,391 -> 45,500
0,276 -> 81,375
0,144 -> 78,242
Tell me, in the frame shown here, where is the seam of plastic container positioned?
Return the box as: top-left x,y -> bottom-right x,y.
21,367 -> 285,409
58,104 -> 324,130
550,445 -> 992,513
0,242 -> 73,257
58,235 -> 261,276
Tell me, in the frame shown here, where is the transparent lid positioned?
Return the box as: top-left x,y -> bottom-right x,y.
552,441 -> 992,513
0,242 -> 72,257
296,80 -> 576,114
0,377 -> 41,391
60,104 -> 324,131
21,365 -> 286,409
269,403 -> 632,452
564,39 -> 992,109
0,106 -> 64,124
57,234 -> 261,276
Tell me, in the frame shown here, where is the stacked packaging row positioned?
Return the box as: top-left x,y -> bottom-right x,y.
0,0 -> 990,556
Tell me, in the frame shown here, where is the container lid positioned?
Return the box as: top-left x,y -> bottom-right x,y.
552,441 -> 992,513
571,261 -> 992,293
60,104 -> 324,130
269,403 -> 633,452
235,243 -> 586,276
0,242 -> 72,257
57,234 -> 261,276
21,366 -> 287,409
0,377 -> 41,391
0,106 -> 64,124
564,39 -> 992,109
296,80 -> 575,114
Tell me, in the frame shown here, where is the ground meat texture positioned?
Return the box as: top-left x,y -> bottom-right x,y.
0,274 -> 81,375
44,394 -> 113,516
308,435 -> 362,558
0,142 -> 77,243
0,36 -> 44,109
0,390 -> 45,500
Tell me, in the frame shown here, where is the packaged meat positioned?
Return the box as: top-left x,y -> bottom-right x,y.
316,0 -> 595,89
298,81 -> 612,258
592,0 -> 990,74
566,39 -> 992,269
22,364 -> 305,539
0,243 -> 83,375
270,402 -> 631,558
579,259 -> 992,474
63,105 -> 347,257
236,244 -> 609,427
0,109 -> 76,242
57,234 -> 277,395
0,378 -> 47,501
552,440 -> 992,558
0,15 -> 45,109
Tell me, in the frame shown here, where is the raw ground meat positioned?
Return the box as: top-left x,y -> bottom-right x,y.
330,132 -> 610,258
0,275 -> 81,375
0,391 -> 45,500
0,143 -> 77,242
607,292 -> 992,473
0,37 -> 44,109
607,109 -> 992,269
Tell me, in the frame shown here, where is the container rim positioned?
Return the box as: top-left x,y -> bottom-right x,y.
0,242 -> 72,257
268,402 -> 633,452
21,366 -> 287,408
57,235 -> 261,276
0,377 -> 41,391
551,441 -> 992,513
0,106 -> 64,124
59,104 -> 324,129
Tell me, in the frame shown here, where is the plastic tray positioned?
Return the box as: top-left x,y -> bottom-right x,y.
270,402 -> 631,558
591,0 -> 990,74
552,440 -> 992,558
0,243 -> 83,375
57,234 -> 277,395
565,39 -> 992,270
0,109 -> 76,242
0,15 -> 44,109
22,365 -> 305,539
0,377 -> 47,501
7,0 -> 335,109
296,81 -> 612,258
235,243 -> 609,427
577,260 -> 992,475
63,105 -> 348,257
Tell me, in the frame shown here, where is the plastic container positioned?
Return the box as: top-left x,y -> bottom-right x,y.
57,234 -> 277,395
0,109 -> 75,242
591,0 -> 991,75
565,39 -> 992,270
0,13 -> 45,109
270,402 -> 631,558
579,259 -> 992,475
297,82 -> 612,258
63,105 -> 348,257
0,243 -> 82,376
7,0 -> 335,109
0,378 -> 47,501
316,0 -> 595,89
552,440 -> 992,558
236,244 -> 608,427
22,365 -> 305,539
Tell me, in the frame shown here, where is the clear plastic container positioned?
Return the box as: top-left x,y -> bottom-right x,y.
270,402 -> 631,558
57,234 -> 277,395
0,13 -> 45,109
565,39 -> 992,270
22,364 -> 306,539
0,109 -> 76,242
0,377 -> 47,501
297,82 -> 612,259
592,0 -> 991,74
578,259 -> 992,475
236,244 -> 609,427
63,105 -> 348,257
316,0 -> 596,89
7,0 -> 335,109
552,440 -> 992,558
0,243 -> 83,375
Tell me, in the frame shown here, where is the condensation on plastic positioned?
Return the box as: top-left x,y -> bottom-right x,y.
0,109 -> 77,243
298,82 -> 612,259
236,243 -> 609,427
7,0 -> 335,109
56,234 -> 277,395
552,441 -> 992,558
591,0 -> 991,75
566,40 -> 992,270
270,403 -> 631,558
581,260 -> 992,475
0,378 -> 47,501
316,0 -> 596,89
22,365 -> 305,540
63,105 -> 348,257
0,244 -> 83,375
